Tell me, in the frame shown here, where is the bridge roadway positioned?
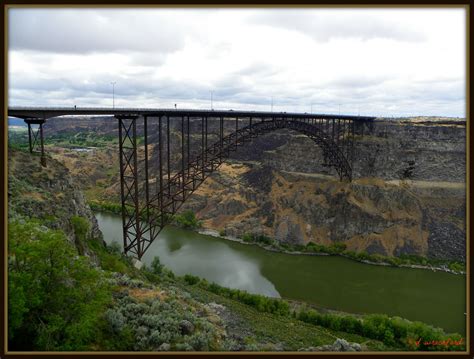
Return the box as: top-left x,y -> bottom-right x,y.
8,106 -> 375,122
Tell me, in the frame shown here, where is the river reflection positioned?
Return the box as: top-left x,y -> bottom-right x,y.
94,211 -> 279,296
147,233 -> 280,297
95,211 -> 466,334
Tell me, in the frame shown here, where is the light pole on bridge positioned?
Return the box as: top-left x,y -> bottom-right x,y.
111,82 -> 116,109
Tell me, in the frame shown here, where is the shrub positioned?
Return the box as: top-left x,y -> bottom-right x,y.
242,233 -> 253,243
296,307 -> 464,351
105,309 -> 125,333
108,241 -> 122,255
71,215 -> 90,247
254,234 -> 273,246
151,257 -> 164,275
174,210 -> 202,230
183,274 -> 200,286
203,281 -> 290,316
8,220 -> 111,350
306,242 -> 326,253
329,242 -> 347,254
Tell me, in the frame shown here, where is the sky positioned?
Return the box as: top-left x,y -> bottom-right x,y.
8,7 -> 467,117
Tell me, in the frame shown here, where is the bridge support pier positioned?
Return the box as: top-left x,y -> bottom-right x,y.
24,118 -> 46,167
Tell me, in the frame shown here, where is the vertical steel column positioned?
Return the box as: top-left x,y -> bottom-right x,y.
118,117 -> 127,252
201,116 -> 205,179
27,122 -> 33,153
187,116 -> 190,178
205,116 -> 208,161
331,119 -> 335,142
132,118 -> 142,258
143,115 -> 150,221
159,116 -> 164,226
38,122 -> 46,167
181,116 -> 185,200
249,117 -> 253,139
350,119 -> 355,168
338,119 -> 342,144
341,119 -> 345,159
235,116 -> 238,146
144,116 -> 150,221
118,115 -> 142,258
220,116 -> 223,159
167,115 -> 171,197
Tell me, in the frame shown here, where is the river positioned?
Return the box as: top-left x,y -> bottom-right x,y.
95,211 -> 466,334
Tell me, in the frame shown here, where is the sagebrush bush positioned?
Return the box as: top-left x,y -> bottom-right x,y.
104,289 -> 222,351
105,309 -> 125,333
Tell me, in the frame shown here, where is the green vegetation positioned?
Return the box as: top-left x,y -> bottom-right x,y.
179,274 -> 290,317
151,256 -> 164,275
296,309 -> 464,351
46,132 -> 118,148
203,282 -> 290,316
236,234 -> 465,274
183,274 -> 200,285
89,200 -> 122,215
9,220 -> 111,350
71,215 -> 90,254
173,210 -> 202,230
8,130 -> 30,151
241,232 -> 274,246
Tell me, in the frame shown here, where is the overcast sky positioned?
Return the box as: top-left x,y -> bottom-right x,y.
8,7 -> 466,117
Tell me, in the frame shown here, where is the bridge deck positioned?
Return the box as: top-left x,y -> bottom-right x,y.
8,106 -> 376,121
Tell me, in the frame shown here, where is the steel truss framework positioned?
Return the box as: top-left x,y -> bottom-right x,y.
118,115 -> 357,259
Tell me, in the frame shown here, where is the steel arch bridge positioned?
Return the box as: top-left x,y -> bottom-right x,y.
8,107 -> 375,259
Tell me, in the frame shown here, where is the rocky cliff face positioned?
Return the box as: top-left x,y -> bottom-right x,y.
181,118 -> 466,262
8,149 -> 104,260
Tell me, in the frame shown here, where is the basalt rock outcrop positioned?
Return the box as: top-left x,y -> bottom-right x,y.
182,118 -> 466,262
8,149 -> 104,260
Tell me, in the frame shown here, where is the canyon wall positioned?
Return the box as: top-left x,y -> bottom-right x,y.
42,116 -> 466,261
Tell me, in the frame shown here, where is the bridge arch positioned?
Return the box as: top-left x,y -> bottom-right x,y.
235,118 -> 352,181
119,116 -> 355,259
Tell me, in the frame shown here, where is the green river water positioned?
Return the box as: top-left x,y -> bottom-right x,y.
95,211 -> 466,334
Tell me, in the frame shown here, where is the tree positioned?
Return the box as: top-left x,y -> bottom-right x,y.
174,210 -> 202,229
8,220 -> 111,350
151,256 -> 164,275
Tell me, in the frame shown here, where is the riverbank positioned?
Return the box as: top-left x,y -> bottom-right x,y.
197,228 -> 465,275
87,200 -> 465,275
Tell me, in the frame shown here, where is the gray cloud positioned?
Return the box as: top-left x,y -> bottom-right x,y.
9,9 -> 188,54
7,8 -> 466,117
248,10 -> 426,42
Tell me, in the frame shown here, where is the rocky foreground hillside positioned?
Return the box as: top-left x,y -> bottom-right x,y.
8,149 -> 103,260
42,116 -> 466,262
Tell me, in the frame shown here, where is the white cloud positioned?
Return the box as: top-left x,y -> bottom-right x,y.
7,7 -> 466,117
